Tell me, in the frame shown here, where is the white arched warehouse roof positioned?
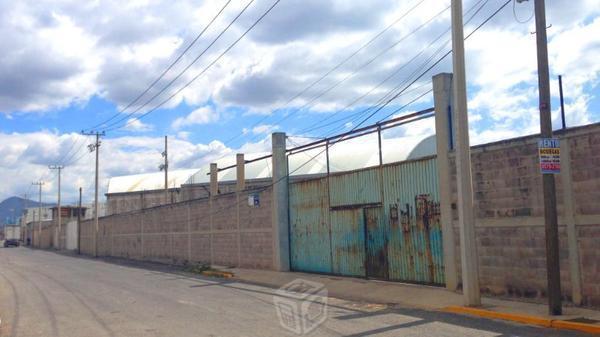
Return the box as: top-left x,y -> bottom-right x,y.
184,134 -> 437,185
106,134 -> 437,194
106,169 -> 199,194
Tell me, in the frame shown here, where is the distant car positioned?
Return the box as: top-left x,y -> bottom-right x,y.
3,239 -> 19,247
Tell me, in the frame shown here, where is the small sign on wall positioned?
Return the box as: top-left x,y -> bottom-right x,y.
248,193 -> 260,207
538,138 -> 560,174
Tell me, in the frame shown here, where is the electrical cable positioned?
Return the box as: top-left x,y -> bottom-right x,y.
244,0 -> 487,144
205,0 -> 515,221
100,0 -> 257,131
220,0 -> 430,145
84,0 -> 233,132
287,5 -> 451,118
186,0 -> 482,170
342,0 -> 511,131
512,0 -> 534,24
52,1 -> 234,170
104,0 -> 282,133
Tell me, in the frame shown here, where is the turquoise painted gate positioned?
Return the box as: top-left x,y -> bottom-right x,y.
289,156 -> 445,285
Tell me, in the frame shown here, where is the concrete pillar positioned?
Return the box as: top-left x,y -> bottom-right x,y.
236,153 -> 245,267
237,154 -> 246,192
560,138 -> 583,305
140,212 -> 145,258
433,73 -> 458,291
271,132 -> 290,271
209,163 -> 217,265
451,0 -> 481,306
210,163 -> 218,196
187,202 -> 192,263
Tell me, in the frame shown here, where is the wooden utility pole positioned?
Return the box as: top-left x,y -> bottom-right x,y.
31,181 -> 45,248
533,0 -> 562,315
49,165 -> 64,249
82,131 -> 104,257
451,0 -> 480,306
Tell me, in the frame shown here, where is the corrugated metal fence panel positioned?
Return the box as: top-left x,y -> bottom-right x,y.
365,207 -> 389,279
289,178 -> 332,273
382,157 -> 445,285
329,168 -> 381,207
330,209 -> 366,277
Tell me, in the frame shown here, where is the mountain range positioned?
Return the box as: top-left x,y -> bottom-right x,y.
0,196 -> 54,227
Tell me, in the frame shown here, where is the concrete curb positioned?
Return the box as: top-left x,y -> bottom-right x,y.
201,270 -> 234,278
443,306 -> 600,335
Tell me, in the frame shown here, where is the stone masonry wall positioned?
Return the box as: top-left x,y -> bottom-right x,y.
81,186 -> 274,269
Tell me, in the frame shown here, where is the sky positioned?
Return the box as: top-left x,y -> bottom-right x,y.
0,0 -> 598,204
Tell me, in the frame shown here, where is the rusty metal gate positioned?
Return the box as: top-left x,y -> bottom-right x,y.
289,156 -> 444,285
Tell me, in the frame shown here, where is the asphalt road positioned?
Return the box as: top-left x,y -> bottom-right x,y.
0,247 -> 592,337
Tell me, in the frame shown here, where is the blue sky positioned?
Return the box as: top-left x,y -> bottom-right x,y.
0,0 -> 599,203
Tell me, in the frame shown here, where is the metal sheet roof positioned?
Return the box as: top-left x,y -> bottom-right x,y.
106,134 -> 436,193
106,169 -> 199,194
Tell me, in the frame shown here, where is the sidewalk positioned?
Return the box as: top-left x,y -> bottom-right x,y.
227,267 -> 600,334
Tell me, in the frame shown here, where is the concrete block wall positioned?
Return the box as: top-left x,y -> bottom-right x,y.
80,186 -> 274,269
105,179 -> 272,216
448,123 -> 600,307
106,188 -> 182,215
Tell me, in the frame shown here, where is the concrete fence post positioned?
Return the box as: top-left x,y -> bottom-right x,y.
433,73 -> 459,291
237,154 -> 246,191
271,132 -> 290,271
210,163 -> 218,196
141,211 -> 145,258
209,163 -> 217,266
236,154 -> 245,267
560,137 -> 583,305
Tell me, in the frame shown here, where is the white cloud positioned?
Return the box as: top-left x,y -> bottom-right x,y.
177,131 -> 191,140
0,0 -> 599,202
123,118 -> 154,132
171,106 -> 219,130
252,124 -> 279,135
0,131 -> 241,202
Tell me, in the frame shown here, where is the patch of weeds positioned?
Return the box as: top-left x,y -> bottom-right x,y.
184,263 -> 214,274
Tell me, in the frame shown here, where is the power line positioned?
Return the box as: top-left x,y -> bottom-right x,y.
284,4 -> 451,120
298,0 -> 504,140
222,0 -> 430,145
300,82 -> 432,136
207,0 -> 513,221
512,0 -> 534,24
100,0 -> 257,132
358,0 -> 512,128
84,0 -> 233,132
295,0 -> 488,138
183,0 -> 471,172
58,1 -> 235,168
104,0 -> 283,133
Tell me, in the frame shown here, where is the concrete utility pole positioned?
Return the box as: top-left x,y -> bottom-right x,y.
22,193 -> 28,243
78,187 -> 82,255
533,0 -> 562,315
82,131 -> 104,257
160,136 -> 169,203
32,181 -> 45,247
271,132 -> 290,272
49,165 -> 64,249
558,75 -> 566,130
451,0 -> 480,306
